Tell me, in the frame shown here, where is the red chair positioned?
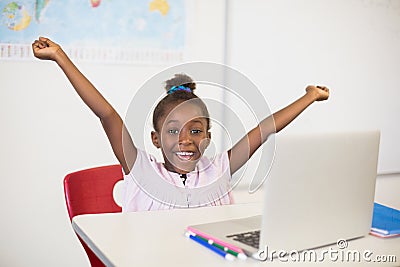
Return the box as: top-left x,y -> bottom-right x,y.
64,164 -> 123,267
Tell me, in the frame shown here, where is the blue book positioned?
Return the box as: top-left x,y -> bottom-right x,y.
371,203 -> 400,235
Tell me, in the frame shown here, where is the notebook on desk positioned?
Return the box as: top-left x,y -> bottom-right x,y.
188,131 -> 381,260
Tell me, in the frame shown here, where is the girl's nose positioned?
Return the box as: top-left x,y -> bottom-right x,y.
179,130 -> 193,145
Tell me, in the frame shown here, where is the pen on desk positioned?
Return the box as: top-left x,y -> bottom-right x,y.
187,231 -> 247,260
185,232 -> 235,261
187,226 -> 245,254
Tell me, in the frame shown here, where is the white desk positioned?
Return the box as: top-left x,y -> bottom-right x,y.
72,203 -> 400,267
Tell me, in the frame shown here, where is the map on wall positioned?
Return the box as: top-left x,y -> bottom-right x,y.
0,0 -> 186,64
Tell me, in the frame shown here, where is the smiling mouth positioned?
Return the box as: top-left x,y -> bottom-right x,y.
175,151 -> 195,161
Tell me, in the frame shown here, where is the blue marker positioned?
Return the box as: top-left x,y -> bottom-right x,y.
185,232 -> 235,261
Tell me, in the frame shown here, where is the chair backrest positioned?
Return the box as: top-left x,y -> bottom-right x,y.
63,164 -> 123,267
64,164 -> 123,221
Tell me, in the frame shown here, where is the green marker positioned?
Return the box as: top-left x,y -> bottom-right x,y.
188,231 -> 247,260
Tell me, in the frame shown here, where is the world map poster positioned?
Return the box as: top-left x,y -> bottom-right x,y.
0,0 -> 186,64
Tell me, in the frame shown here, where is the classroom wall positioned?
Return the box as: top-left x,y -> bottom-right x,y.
225,0 -> 400,174
1,1 -> 399,266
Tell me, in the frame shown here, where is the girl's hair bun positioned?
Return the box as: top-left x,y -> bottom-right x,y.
164,73 -> 196,92
153,73 -> 209,132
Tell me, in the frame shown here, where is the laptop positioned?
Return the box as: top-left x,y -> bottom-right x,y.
188,131 -> 380,259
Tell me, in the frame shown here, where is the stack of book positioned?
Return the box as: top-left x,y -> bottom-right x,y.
370,202 -> 400,238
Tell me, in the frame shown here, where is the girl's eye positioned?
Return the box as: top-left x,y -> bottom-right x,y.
168,129 -> 179,134
191,129 -> 202,134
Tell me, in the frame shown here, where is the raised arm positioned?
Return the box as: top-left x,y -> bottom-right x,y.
32,37 -> 136,174
228,85 -> 329,174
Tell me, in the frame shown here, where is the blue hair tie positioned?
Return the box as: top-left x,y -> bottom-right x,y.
167,85 -> 192,95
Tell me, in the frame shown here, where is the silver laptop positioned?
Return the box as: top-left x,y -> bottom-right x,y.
189,131 -> 380,259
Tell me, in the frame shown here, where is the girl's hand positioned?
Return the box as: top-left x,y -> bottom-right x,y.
306,85 -> 330,102
31,37 -> 61,61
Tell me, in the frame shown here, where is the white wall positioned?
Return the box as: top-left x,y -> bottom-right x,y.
225,0 -> 400,174
0,1 -> 226,266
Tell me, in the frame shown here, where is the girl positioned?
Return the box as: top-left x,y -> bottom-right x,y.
32,37 -> 330,212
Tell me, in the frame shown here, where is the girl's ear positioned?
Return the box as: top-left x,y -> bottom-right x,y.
151,131 -> 161,148
200,132 -> 212,151
205,132 -> 211,147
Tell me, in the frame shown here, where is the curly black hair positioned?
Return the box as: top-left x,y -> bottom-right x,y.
152,73 -> 210,132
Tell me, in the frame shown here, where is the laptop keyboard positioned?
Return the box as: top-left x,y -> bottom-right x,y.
226,230 -> 260,249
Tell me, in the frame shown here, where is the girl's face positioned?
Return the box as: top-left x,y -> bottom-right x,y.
151,101 -> 211,174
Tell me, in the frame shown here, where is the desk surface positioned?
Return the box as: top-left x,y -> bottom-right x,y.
72,203 -> 400,267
